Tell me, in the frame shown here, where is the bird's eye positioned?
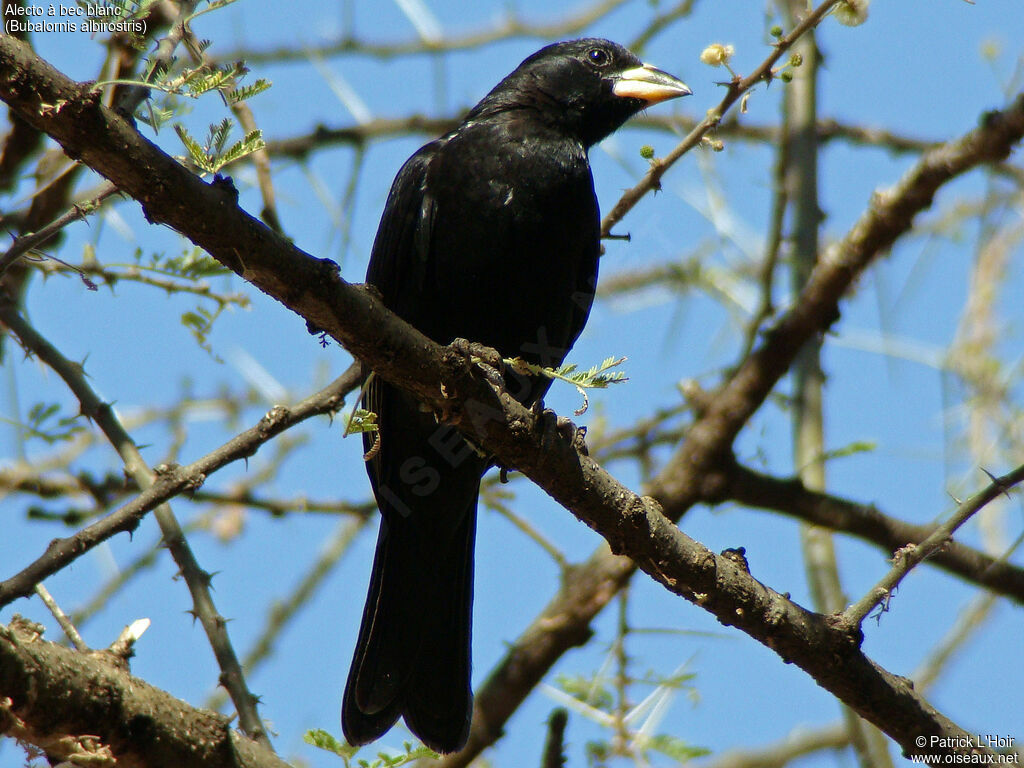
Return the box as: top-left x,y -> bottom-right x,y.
587,48 -> 610,67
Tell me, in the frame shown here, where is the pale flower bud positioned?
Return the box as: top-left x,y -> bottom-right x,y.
700,43 -> 735,67
835,0 -> 869,26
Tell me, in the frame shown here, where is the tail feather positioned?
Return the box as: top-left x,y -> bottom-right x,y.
402,504 -> 476,750
343,517 -> 413,716
342,381 -> 482,754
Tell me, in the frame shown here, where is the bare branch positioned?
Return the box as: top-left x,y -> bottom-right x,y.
601,0 -> 846,238
694,722 -> 849,768
0,181 -> 122,277
725,462 -> 1024,604
0,364 -> 360,609
32,583 -> 88,651
844,463 -> 1024,625
211,0 -> 630,64
0,619 -> 291,768
260,113 -> 939,167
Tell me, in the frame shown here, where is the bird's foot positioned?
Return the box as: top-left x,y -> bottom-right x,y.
533,401 -> 589,456
435,339 -> 505,425
450,338 -> 506,389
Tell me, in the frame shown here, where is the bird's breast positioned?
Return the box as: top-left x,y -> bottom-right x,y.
420,132 -> 600,365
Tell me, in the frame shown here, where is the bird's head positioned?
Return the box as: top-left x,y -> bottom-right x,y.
468,38 -> 691,147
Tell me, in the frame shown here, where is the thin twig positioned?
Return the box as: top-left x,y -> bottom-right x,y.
0,181 -> 122,277
0,363 -> 362,611
910,593 -> 998,692
205,515 -> 369,711
843,463 -> 1024,626
600,0 -> 845,238
483,493 -> 570,572
628,0 -> 695,52
33,260 -> 250,305
33,583 -> 88,651
541,709 -> 569,768
115,0 -> 201,116
693,722 -> 850,768
213,0 -> 630,64
737,108 -> 789,361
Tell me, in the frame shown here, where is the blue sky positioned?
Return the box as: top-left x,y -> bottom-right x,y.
2,1 -> 1023,765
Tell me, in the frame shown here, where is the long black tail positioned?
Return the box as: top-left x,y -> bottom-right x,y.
343,382 -> 483,753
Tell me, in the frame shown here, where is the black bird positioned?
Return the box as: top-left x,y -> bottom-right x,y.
343,38 -> 690,753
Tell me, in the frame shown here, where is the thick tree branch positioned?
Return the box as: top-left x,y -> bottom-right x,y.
649,91 -> 1024,513
3,33 -> 1022,762
0,619 -> 291,768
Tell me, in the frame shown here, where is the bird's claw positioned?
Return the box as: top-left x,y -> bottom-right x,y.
434,339 -> 505,425
450,338 -> 506,388
534,404 -> 589,456
563,419 -> 589,455
451,338 -> 504,369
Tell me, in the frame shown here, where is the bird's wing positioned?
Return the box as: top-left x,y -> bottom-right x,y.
365,140 -> 442,322
362,139 -> 442,487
